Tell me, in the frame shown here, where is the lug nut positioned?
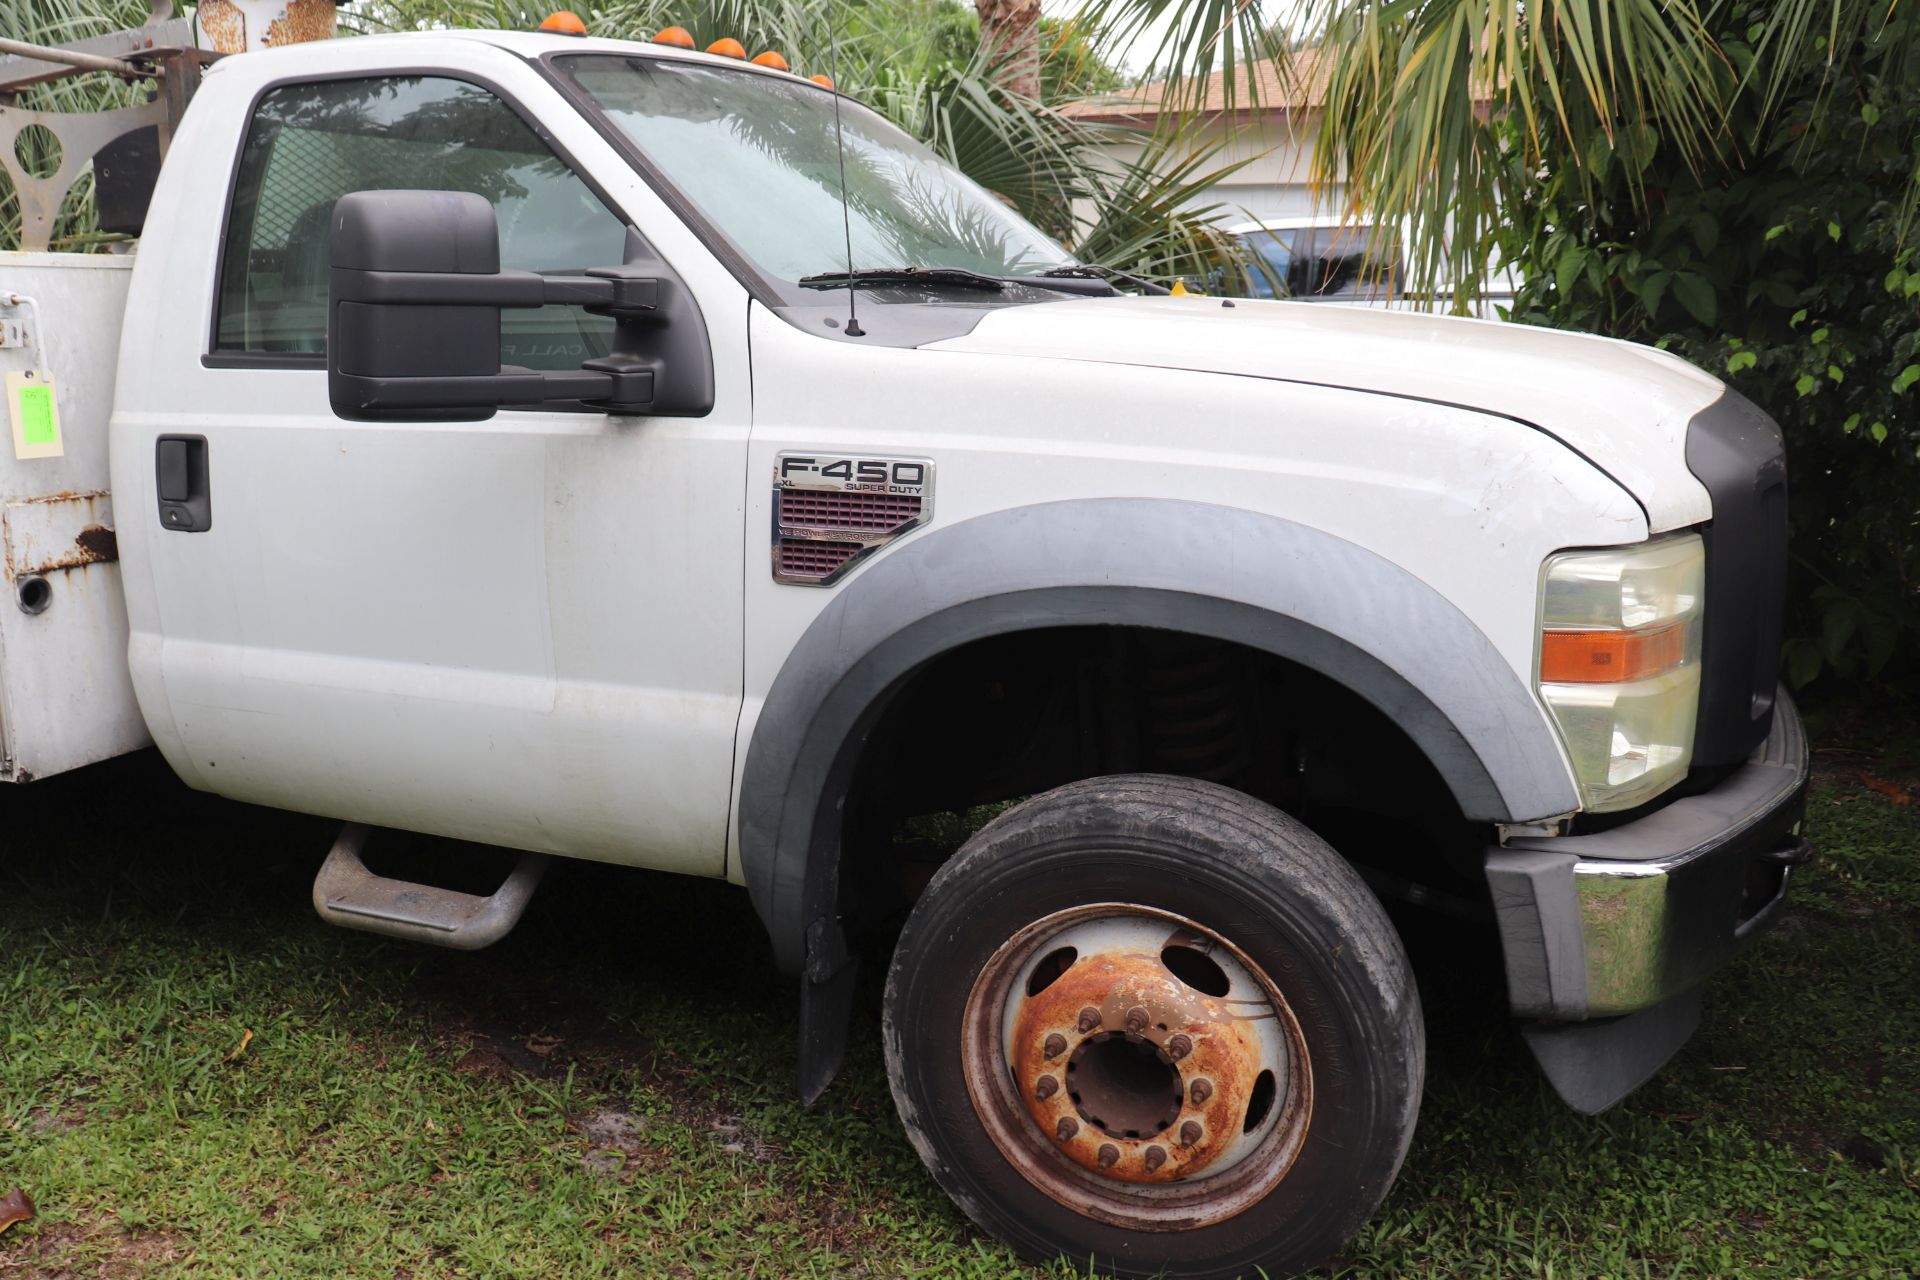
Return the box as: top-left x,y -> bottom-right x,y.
1166,1034 -> 1193,1060
1189,1077 -> 1214,1105
1124,1005 -> 1150,1034
1043,1033 -> 1067,1059
1034,1074 -> 1059,1101
1097,1143 -> 1120,1169
1055,1116 -> 1078,1142
1076,1006 -> 1101,1033
1179,1120 -> 1203,1147
1144,1145 -> 1168,1173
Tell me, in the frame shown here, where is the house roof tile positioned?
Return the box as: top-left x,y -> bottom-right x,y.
1058,48 -> 1334,121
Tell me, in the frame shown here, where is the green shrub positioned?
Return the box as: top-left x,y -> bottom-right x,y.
1501,1 -> 1920,687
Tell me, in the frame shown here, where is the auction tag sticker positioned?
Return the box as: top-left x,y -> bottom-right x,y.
7,370 -> 62,460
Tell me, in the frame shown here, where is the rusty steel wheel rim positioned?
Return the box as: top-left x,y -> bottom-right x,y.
961,903 -> 1314,1232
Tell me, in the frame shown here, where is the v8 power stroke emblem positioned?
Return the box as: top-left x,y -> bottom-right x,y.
772,453 -> 934,586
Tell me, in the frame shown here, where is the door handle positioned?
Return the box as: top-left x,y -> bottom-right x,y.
156,434 -> 211,532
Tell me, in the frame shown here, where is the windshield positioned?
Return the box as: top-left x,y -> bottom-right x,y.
559,56 -> 1074,290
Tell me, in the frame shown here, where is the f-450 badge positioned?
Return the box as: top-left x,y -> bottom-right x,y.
772,453 -> 934,587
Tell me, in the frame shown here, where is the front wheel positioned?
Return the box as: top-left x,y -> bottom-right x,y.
882,775 -> 1423,1280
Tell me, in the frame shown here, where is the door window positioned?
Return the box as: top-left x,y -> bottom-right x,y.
214,75 -> 628,370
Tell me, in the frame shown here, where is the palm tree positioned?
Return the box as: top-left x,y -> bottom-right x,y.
1074,0 -> 1920,305
972,0 -> 1038,98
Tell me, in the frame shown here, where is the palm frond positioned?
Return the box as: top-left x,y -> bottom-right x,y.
1298,0 -> 1731,305
1740,0 -> 1909,120
1738,0 -> 1918,226
1071,0 -> 1292,114
1070,128 -> 1259,286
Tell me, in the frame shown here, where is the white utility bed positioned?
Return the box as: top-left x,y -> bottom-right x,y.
0,251 -> 149,781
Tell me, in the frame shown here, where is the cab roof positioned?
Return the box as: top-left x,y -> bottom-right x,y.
362,27 -> 824,87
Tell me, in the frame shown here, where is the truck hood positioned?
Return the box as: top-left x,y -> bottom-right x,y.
925,295 -> 1727,531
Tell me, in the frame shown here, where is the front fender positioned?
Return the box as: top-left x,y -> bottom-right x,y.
740,498 -> 1578,980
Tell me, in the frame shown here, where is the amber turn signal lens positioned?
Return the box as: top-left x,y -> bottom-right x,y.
706,37 -> 747,58
809,73 -> 835,89
538,9 -> 587,34
651,25 -> 696,48
1539,625 -> 1687,684
752,50 -> 790,70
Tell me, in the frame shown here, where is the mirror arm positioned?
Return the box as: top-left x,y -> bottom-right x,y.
337,363 -> 654,416
345,268 -> 548,307
343,268 -> 666,318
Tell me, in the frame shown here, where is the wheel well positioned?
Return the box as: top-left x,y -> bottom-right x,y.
839,625 -> 1494,930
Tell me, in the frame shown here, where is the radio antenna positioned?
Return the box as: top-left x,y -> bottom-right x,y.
826,5 -> 864,336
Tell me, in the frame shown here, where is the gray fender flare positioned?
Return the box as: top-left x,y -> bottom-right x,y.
741,498 -> 1578,979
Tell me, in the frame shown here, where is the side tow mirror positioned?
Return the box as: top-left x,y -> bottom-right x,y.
326,189 -> 713,422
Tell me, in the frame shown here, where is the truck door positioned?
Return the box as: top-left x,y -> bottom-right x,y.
117,64 -> 746,875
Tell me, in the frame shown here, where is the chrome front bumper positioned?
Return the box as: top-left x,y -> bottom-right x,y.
1486,689 -> 1811,1022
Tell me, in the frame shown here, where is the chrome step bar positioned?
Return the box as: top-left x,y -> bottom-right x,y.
312,823 -> 547,951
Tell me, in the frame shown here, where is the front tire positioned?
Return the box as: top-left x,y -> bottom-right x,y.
882,775 -> 1423,1280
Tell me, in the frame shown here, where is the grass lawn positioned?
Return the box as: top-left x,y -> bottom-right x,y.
2,729 -> 1916,1278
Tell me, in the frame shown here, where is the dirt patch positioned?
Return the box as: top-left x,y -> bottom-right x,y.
577,1107 -> 648,1149
1812,730 -> 1920,799
411,957 -> 811,1183
440,1011 -> 665,1089
571,1106 -> 664,1179
707,1114 -> 782,1163
447,1020 -> 555,1081
1837,1132 -> 1890,1170
0,1218 -> 186,1279
407,949 -> 667,1094
1810,746 -> 1878,788
1767,1119 -> 1909,1181
20,1106 -> 84,1135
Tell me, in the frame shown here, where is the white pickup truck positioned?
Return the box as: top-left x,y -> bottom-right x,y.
1,22 -> 1807,1280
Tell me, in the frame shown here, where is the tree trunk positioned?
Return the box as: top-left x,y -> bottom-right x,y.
976,0 -> 1042,100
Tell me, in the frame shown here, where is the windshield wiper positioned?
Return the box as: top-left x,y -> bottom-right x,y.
799,266 -> 1008,292
798,264 -> 1162,299
1037,264 -> 1171,296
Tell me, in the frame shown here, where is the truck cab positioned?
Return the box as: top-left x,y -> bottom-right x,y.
2,22 -> 1803,1280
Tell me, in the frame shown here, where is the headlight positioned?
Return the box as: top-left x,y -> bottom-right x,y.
1537,534 -> 1704,812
